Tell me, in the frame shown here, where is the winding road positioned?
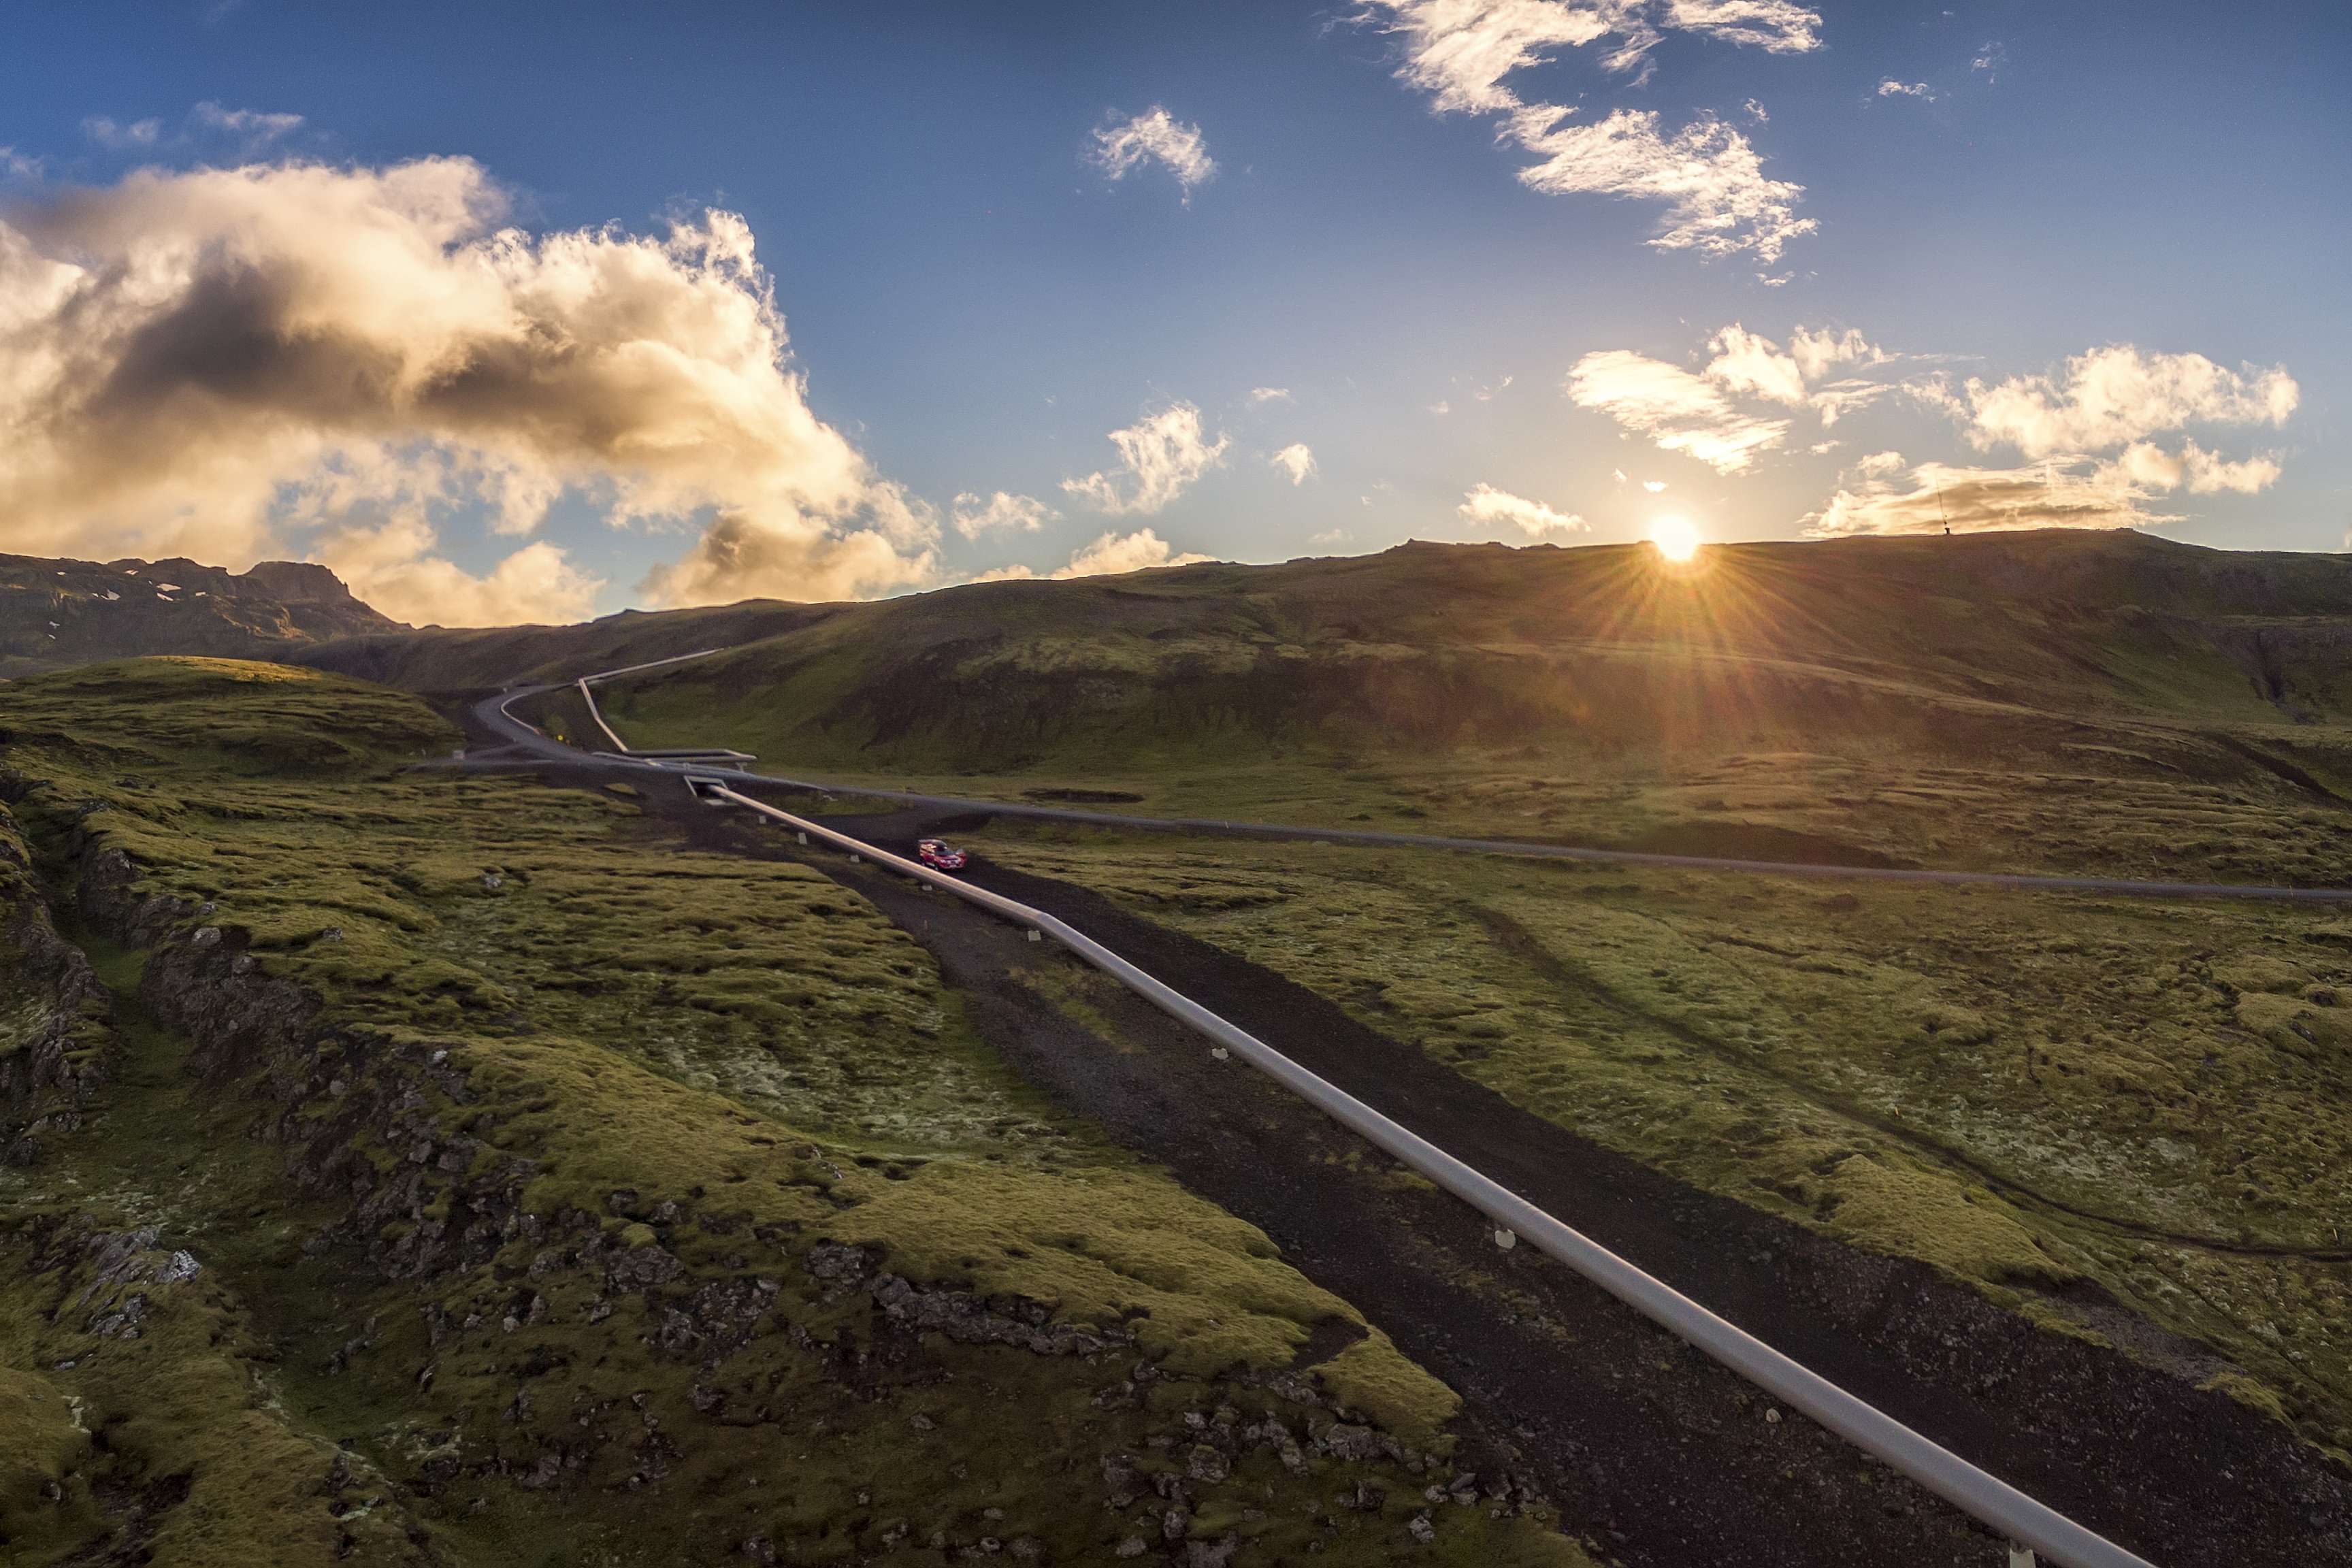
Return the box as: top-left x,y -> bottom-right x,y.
469,683 -> 2352,905
448,676 -> 2352,1568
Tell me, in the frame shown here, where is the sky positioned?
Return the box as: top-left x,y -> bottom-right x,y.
0,0 -> 2346,625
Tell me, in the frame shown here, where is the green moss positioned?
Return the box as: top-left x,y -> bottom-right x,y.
975,825 -> 2352,1449
0,659 -> 1589,1567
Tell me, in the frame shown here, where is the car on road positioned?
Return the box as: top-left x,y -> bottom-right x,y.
916,838 -> 968,872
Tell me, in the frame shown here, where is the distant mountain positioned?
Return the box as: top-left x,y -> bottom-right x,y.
0,553 -> 404,675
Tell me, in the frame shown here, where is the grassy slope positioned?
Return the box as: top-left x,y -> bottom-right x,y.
0,660 -> 1584,1568
968,823 -> 2352,1454
563,532 -> 2352,883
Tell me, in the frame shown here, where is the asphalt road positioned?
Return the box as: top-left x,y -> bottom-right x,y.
454,683 -> 2352,1565
468,684 -> 2352,904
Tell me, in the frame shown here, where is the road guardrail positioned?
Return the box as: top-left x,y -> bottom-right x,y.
685,773 -> 2161,1568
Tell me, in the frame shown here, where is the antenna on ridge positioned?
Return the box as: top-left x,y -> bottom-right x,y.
1935,482 -> 1951,537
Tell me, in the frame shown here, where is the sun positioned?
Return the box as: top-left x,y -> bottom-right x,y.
1650,515 -> 1703,563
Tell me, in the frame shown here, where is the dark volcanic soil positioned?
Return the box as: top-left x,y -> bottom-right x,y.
498,753 -> 2352,1568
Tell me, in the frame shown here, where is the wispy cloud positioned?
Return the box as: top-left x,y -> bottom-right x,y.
82,116 -> 162,151
1875,80 -> 1935,100
1248,386 -> 1292,404
951,490 -> 1056,539
1090,108 -> 1217,200
1062,402 -> 1230,513
1459,481 -> 1585,538
84,102 -> 306,157
191,101 -> 305,147
1569,350 -> 1790,472
1270,443 -> 1318,485
1355,0 -> 1820,263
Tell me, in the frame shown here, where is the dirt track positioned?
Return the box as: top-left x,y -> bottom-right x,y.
487,737 -> 2352,1567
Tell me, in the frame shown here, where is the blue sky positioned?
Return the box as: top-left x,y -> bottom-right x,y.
1,1 -> 2346,623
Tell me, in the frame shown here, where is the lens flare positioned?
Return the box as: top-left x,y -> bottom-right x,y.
1650,516 -> 1702,563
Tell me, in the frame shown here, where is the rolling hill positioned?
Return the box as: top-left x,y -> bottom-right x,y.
314,530 -> 2352,881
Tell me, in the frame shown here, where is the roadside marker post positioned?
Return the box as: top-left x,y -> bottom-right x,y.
689,774 -> 2164,1568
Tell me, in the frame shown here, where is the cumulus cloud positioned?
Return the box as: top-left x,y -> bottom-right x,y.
317,517 -> 601,626
1460,482 -> 1586,538
1809,459 -> 2172,537
1957,345 -> 2298,459
1090,109 -> 1217,199
1270,443 -> 1318,485
0,156 -> 936,624
2099,438 -> 2281,496
1810,438 -> 2286,540
1569,322 -> 1894,471
1356,0 -> 1819,263
951,490 -> 1056,538
1057,527 -> 1213,577
1876,80 -> 1934,99
1062,402 -> 1230,514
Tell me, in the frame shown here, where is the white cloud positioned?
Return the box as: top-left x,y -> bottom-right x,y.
951,490 -> 1056,538
1959,345 -> 2298,459
1570,322 -> 1896,470
1972,42 -> 2006,78
316,516 -> 600,626
1271,443 -> 1318,485
84,103 -> 305,158
1811,438 -> 2287,540
1855,449 -> 1906,478
1062,402 -> 1230,514
82,116 -> 161,150
1512,107 -> 1812,264
1663,0 -> 1823,53
983,528 -> 1215,582
1248,386 -> 1292,403
1642,479 -> 1667,492
1567,350 -> 1791,472
1356,1 -> 1820,263
1056,527 -> 1213,577
2098,438 -> 2281,496
1460,482 -> 1586,538
1090,108 -> 1217,199
0,156 -> 939,622
191,101 -> 304,146
1876,80 -> 1935,99
1742,98 -> 1769,123
1809,459 -> 2170,537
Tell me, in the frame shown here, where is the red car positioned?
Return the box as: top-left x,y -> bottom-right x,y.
915,838 -> 968,872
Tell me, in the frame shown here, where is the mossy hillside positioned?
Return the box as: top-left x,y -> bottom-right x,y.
561,534 -> 2352,885
0,659 -> 1581,1565
970,826 -> 2352,1452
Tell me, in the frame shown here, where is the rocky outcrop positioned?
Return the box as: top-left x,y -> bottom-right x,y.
0,550 -> 404,676
0,802 -> 108,1165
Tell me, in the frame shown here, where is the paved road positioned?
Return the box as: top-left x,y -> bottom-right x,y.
466,685 -> 2352,905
